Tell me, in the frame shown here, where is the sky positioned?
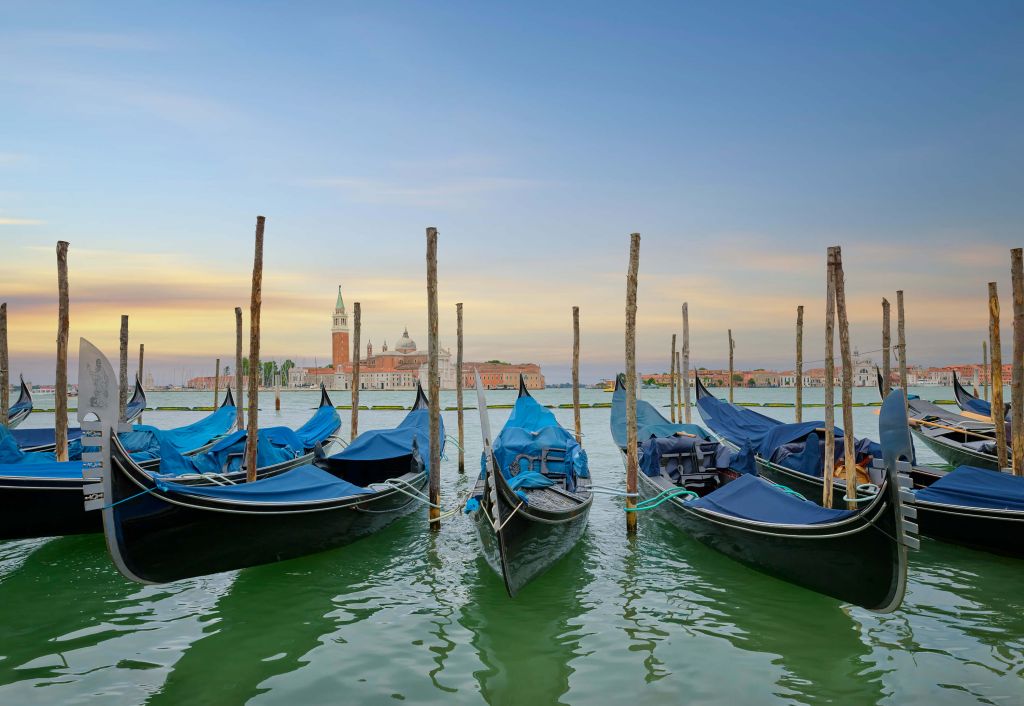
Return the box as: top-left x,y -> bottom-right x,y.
1,0 -> 1022,384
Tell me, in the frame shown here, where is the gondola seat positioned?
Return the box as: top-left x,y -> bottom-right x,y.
640,435 -> 731,495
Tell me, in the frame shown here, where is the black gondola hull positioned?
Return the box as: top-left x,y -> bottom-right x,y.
637,471 -> 906,611
0,477 -> 99,539
913,501 -> 1024,558
106,445 -> 427,583
473,471 -> 591,597
912,429 -> 999,471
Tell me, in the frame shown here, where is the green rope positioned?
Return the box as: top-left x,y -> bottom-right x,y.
624,487 -> 698,512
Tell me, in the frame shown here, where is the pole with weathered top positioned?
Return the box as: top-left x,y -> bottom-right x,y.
676,351 -> 683,422
351,302 -> 361,440
989,282 -> 1007,469
118,315 -> 128,422
0,302 -> 7,426
274,372 -> 281,411
572,306 -> 582,444
214,358 -> 220,408
625,233 -> 640,534
669,333 -> 677,424
681,303 -> 691,423
728,329 -> 735,403
897,290 -> 909,411
882,298 -> 891,393
137,343 -> 145,424
55,241 -> 70,462
833,247 -> 857,509
983,340 -> 989,401
235,307 -> 243,430
245,217 -> 265,482
823,247 -> 837,508
457,302 -> 465,471
795,305 -> 804,423
1011,248 -> 1024,476
426,228 -> 441,529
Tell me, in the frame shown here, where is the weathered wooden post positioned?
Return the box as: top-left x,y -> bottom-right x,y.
351,302 -> 361,440
0,302 -> 7,426
897,290 -> 909,411
795,305 -> 804,423
625,233 -> 640,534
118,315 -> 128,422
728,329 -> 735,403
832,247 -> 857,509
676,351 -> 683,422
669,333 -> 677,424
274,372 -> 281,411
235,307 -> 243,429
137,343 -> 144,424
1012,248 -> 1024,476
983,340 -> 989,401
457,302 -> 465,471
426,228 -> 441,529
823,247 -> 837,508
245,217 -> 265,482
989,282 -> 1007,469
55,241 -> 70,461
882,298 -> 891,395
681,303 -> 691,423
572,306 -> 582,444
214,358 -> 221,408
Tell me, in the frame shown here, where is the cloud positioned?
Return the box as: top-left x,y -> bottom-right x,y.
0,217 -> 43,225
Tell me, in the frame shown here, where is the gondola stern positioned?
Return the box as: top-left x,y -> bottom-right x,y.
517,374 -> 531,399
412,381 -> 430,410
221,386 -> 236,408
318,383 -> 334,408
694,373 -> 712,400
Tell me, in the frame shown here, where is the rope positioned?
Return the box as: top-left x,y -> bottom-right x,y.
99,486 -> 154,510
381,477 -> 471,523
624,487 -> 698,512
494,501 -> 525,531
444,434 -> 463,451
764,479 -> 808,501
842,482 -> 880,504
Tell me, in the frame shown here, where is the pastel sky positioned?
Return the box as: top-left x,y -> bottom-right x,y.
2,1 -> 1022,384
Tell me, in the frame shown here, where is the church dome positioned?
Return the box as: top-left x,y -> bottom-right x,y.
396,327 -> 417,353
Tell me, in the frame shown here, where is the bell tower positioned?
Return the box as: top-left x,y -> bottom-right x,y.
331,285 -> 349,368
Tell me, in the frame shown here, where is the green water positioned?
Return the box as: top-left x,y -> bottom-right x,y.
1,387 -> 1021,704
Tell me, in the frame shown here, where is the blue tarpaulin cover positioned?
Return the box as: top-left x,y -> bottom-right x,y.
915,466 -> 1024,511
690,473 -> 855,524
329,407 -> 441,468
697,391 -> 885,476
156,464 -> 371,503
487,392 -> 589,493
0,459 -> 87,478
9,426 -> 84,450
610,378 -> 711,449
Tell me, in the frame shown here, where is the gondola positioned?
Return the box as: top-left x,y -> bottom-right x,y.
82,339 -> 433,584
6,376 -> 32,428
876,369 -> 1002,472
0,388 -> 239,540
694,374 -> 927,507
952,370 -> 1006,422
9,374 -> 148,453
468,373 -> 592,597
611,373 -> 917,612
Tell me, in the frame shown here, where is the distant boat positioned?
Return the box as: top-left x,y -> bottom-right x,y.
6,376 -> 32,428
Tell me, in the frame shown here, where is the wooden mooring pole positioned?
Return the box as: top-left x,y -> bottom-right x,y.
55,241 -> 70,462
119,315 -> 128,422
235,307 -> 244,430
274,372 -> 281,411
669,333 -> 677,424
625,233 -> 640,535
137,343 -> 144,424
351,302 -> 361,440
882,298 -> 891,393
795,305 -> 804,423
426,228 -> 441,529
676,351 -> 683,423
457,302 -> 465,471
822,247 -> 837,508
0,302 -> 7,426
983,340 -> 989,402
1012,248 -> 1024,476
245,217 -> 265,482
214,358 -> 221,408
728,329 -> 735,403
681,303 -> 691,423
572,306 -> 582,444
897,290 -> 909,412
989,282 -> 1007,469
832,247 -> 857,509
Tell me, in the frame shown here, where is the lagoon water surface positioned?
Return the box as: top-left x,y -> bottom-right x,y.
1,386 -> 1021,704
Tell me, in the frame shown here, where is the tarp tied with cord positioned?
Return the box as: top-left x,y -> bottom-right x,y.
915,466 -> 1024,511
329,407 -> 441,469
691,474 -> 855,524
610,376 -> 712,449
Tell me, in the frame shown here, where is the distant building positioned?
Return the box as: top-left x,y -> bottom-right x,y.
463,362 -> 544,390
